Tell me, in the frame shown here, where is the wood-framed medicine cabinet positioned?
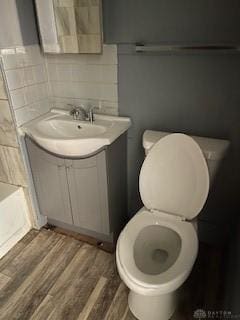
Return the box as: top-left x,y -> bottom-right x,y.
35,0 -> 103,54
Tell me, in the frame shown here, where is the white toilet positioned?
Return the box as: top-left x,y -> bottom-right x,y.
116,130 -> 229,320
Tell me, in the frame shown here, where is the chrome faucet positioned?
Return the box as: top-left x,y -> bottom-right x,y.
68,104 -> 99,123
68,104 -> 88,121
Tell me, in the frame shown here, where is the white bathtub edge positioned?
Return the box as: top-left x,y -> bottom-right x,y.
0,185 -> 32,259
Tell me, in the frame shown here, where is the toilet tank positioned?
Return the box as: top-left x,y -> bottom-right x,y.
143,130 -> 230,183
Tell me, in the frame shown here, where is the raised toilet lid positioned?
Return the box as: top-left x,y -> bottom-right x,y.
139,133 -> 210,220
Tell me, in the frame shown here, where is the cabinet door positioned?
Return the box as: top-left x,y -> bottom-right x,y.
66,151 -> 110,235
26,138 -> 73,224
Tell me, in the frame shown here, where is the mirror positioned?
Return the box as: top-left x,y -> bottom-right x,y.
35,0 -> 103,54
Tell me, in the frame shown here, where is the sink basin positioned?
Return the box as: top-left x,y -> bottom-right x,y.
20,109 -> 131,157
39,118 -> 107,139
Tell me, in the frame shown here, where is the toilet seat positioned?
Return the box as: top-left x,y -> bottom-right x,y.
117,209 -> 198,295
139,133 -> 210,220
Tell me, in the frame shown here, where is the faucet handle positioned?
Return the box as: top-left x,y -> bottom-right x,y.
88,105 -> 99,123
88,105 -> 99,115
88,105 -> 97,111
68,104 -> 76,114
68,104 -> 81,120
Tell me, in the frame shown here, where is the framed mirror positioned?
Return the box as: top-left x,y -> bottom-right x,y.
35,0 -> 103,54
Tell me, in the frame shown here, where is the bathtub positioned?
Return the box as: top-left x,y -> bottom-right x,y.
0,182 -> 31,259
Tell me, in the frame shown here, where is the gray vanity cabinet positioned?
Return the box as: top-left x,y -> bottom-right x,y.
26,139 -> 73,225
26,135 -> 128,244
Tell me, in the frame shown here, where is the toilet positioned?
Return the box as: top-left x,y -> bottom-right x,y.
116,131 -> 229,320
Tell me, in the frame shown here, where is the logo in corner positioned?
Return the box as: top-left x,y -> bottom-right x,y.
193,309 -> 207,319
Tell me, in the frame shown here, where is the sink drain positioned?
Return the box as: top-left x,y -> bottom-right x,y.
77,125 -> 82,129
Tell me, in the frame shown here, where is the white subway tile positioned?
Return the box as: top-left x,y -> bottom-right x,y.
1,53 -> 25,70
24,85 -> 39,105
15,99 -> 49,127
71,65 -> 96,82
99,100 -> 118,113
57,64 -> 72,81
10,88 -> 26,109
74,83 -> 101,99
15,104 -> 41,126
24,67 -> 35,86
100,65 -> 117,83
33,65 -> 47,83
39,99 -> 51,114
97,105 -> 118,116
51,82 -> 69,97
37,83 -> 49,100
2,45 -> 51,127
71,65 -> 84,82
47,64 -> 58,81
50,80 -> 117,102
24,83 -> 48,105
5,69 -> 25,90
101,84 -> 118,101
71,64 -> 117,83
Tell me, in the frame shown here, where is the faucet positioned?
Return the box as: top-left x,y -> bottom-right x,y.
68,104 -> 99,123
68,104 -> 88,121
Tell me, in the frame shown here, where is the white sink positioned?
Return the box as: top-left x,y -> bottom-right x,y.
20,109 -> 131,157
37,118 -> 107,138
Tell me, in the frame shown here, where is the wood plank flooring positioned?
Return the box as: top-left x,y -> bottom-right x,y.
0,229 -> 224,320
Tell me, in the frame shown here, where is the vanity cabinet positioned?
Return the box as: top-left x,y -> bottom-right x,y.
25,134 -> 127,244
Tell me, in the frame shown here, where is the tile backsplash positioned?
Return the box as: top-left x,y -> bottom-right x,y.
1,45 -> 50,127
1,44 -> 118,127
46,44 -> 118,115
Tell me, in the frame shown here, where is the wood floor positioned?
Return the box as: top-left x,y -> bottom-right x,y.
0,229 -> 223,320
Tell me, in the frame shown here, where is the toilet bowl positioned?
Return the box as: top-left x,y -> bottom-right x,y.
116,133 -> 210,320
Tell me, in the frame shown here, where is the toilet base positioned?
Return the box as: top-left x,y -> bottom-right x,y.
128,290 -> 178,320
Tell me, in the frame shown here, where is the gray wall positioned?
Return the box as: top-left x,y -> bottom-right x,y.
118,51 -> 240,232
0,0 -> 39,48
15,0 -> 39,46
103,0 -> 240,243
103,0 -> 240,44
